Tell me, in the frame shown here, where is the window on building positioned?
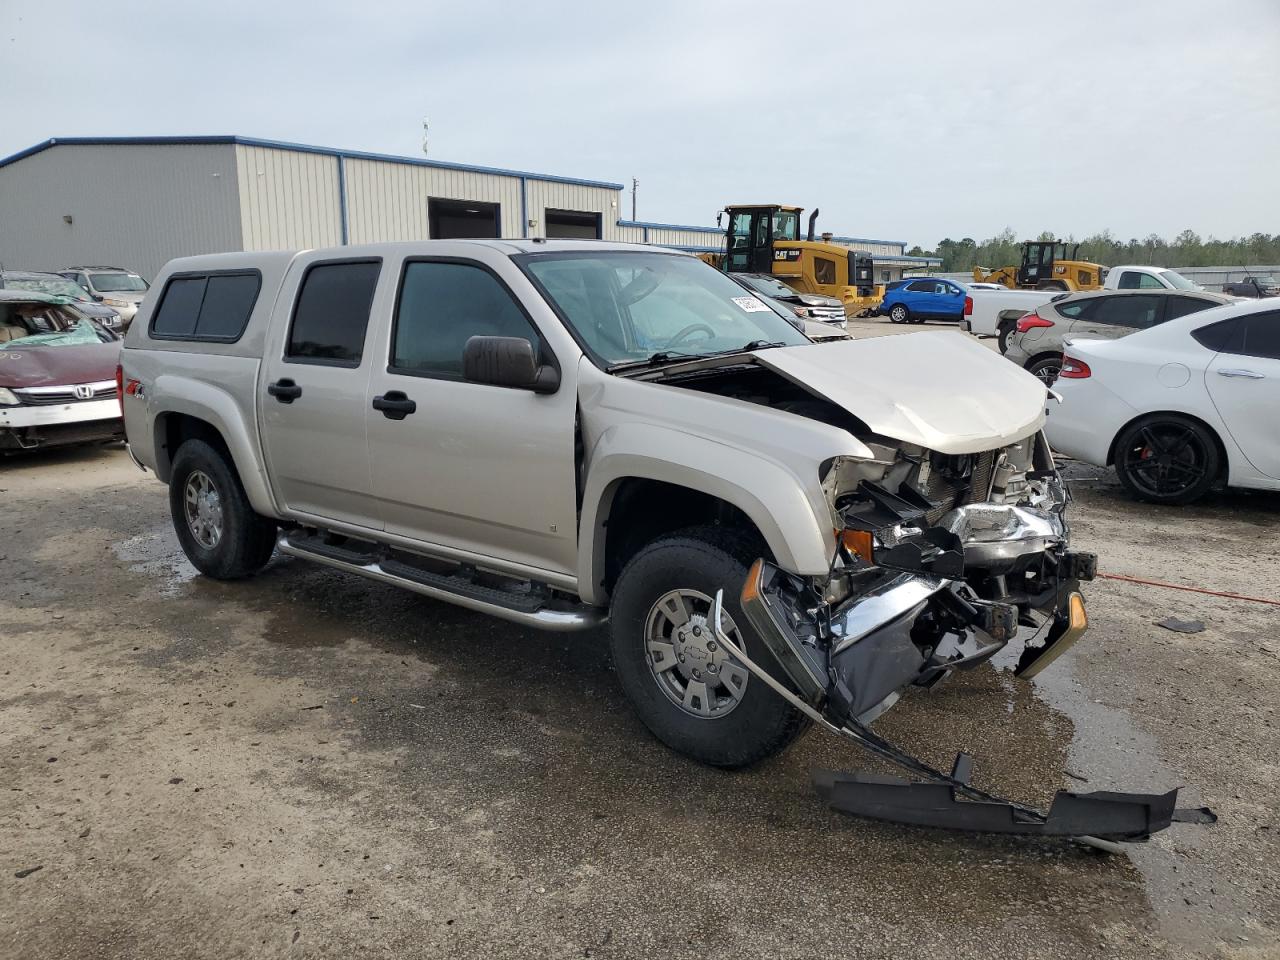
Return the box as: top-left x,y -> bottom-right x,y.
880,270 -> 891,282
545,209 -> 602,240
814,257 -> 836,285
150,271 -> 261,341
286,260 -> 380,365
392,261 -> 542,379
427,198 -> 501,239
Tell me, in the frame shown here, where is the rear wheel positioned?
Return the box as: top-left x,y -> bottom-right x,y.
1037,280 -> 1069,291
888,304 -> 909,324
169,439 -> 277,578
997,322 -> 1015,354
1027,353 -> 1063,386
608,527 -> 808,768
1114,415 -> 1220,505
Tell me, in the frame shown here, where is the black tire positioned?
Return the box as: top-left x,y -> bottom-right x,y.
1113,415 -> 1220,506
910,315 -> 928,324
608,526 -> 809,769
888,304 -> 909,324
1026,353 -> 1063,386
1037,280 -> 1069,291
997,322 -> 1015,354
169,438 -> 277,579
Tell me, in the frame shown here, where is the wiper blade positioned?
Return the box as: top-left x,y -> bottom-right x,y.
607,350 -> 702,372
736,340 -> 786,352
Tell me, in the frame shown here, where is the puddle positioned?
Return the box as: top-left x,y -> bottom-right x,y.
1024,648 -> 1249,948
110,524 -> 199,596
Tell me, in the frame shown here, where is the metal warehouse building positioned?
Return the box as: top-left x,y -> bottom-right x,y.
0,136 -> 936,280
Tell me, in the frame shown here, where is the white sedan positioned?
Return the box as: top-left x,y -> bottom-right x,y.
1045,297 -> 1280,504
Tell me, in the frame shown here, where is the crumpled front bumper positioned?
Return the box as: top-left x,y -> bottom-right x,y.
719,486 -> 1215,845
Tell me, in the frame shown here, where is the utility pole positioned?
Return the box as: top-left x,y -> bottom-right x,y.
422,119 -> 429,157
631,178 -> 638,221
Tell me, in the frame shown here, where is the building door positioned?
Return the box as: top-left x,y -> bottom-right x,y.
545,209 -> 601,239
427,198 -> 501,239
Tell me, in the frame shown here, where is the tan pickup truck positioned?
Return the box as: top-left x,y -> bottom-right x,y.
120,240 -> 1111,827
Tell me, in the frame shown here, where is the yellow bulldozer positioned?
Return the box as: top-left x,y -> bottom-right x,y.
701,204 -> 884,316
974,241 -> 1105,292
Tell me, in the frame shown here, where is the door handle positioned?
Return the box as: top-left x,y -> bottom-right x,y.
1217,368 -> 1265,380
267,378 -> 303,403
372,390 -> 417,420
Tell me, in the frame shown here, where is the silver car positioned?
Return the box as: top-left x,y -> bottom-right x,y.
1003,289 -> 1233,384
58,266 -> 150,326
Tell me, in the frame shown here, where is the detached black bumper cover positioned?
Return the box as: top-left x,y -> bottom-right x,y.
814,759 -> 1216,842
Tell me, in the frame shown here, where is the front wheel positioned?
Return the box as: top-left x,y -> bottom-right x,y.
169,439 -> 277,579
608,528 -> 808,768
888,304 -> 909,324
1114,415 -> 1220,505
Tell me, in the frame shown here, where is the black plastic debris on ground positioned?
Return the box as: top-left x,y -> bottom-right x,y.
1156,617 -> 1205,634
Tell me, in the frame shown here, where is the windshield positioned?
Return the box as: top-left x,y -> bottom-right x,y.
520,252 -> 809,367
1159,270 -> 1198,290
90,273 -> 148,292
0,304 -> 105,347
5,275 -> 92,301
741,274 -> 798,300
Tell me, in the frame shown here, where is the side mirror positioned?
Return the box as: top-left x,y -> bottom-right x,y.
91,293 -> 102,301
462,336 -> 559,394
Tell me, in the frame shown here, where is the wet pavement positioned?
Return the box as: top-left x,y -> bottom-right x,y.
2,443 -> 1278,959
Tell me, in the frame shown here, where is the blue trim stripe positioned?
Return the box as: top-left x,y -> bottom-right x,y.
617,218 -> 723,235
0,136 -> 625,190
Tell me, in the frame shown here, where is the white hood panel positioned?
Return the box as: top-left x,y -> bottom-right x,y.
754,331 -> 1048,454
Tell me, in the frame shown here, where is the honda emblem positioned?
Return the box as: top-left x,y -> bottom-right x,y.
73,384 -> 95,400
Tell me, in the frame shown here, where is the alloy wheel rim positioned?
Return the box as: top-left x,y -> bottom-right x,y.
1033,361 -> 1061,386
184,469 -> 224,549
1123,424 -> 1208,497
644,589 -> 750,718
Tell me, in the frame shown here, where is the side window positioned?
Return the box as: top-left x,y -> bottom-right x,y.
813,257 -> 836,285
1117,271 -> 1142,289
1234,311 -> 1280,360
286,260 -> 380,366
1191,316 -> 1241,352
905,279 -> 933,292
1056,298 -> 1097,319
1092,295 -> 1160,329
1137,273 -> 1166,289
392,261 -> 541,379
1164,296 -> 1215,323
151,272 -> 261,341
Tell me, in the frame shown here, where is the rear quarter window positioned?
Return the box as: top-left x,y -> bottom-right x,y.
150,271 -> 262,342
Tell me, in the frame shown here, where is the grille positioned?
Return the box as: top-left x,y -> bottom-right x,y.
918,448 -> 999,523
13,384 -> 118,405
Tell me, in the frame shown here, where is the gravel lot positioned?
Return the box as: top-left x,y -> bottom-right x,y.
3,321 -> 1278,959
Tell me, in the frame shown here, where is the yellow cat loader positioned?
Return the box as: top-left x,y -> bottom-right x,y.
974,241 -> 1105,292
707,204 -> 883,317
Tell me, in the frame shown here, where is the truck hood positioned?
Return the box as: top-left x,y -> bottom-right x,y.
752,331 -> 1048,454
0,341 -> 122,388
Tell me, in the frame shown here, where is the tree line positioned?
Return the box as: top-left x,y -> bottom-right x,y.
907,229 -> 1280,273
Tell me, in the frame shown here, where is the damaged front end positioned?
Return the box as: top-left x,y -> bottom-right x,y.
715,430 -> 1212,846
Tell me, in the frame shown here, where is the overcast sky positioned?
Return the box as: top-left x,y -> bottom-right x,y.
3,0 -> 1277,248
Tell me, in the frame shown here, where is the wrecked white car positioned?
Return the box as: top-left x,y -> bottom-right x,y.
120,242 -> 1208,845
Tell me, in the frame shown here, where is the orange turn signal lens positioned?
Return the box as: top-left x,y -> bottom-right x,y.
838,529 -> 874,563
741,558 -> 763,604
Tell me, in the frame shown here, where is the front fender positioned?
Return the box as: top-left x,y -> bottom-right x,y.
150,373 -> 278,518
577,422 -> 834,606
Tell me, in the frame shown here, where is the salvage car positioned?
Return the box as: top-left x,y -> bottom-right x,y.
119,241 -> 1208,844
731,272 -> 847,326
2,270 -> 125,331
58,266 -> 150,326
1005,289 -> 1233,384
878,277 -> 966,324
1047,298 -> 1280,504
0,290 -> 124,452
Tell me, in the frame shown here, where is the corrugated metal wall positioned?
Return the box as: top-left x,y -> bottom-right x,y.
0,143 -> 241,280
525,181 -> 620,239
234,144 -> 342,250
344,157 -> 523,242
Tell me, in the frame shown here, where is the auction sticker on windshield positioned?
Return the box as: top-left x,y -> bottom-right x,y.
731,296 -> 771,313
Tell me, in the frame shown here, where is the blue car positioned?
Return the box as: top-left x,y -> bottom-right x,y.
879,277 -> 967,324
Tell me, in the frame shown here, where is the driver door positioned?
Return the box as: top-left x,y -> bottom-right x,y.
365,255 -> 580,578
